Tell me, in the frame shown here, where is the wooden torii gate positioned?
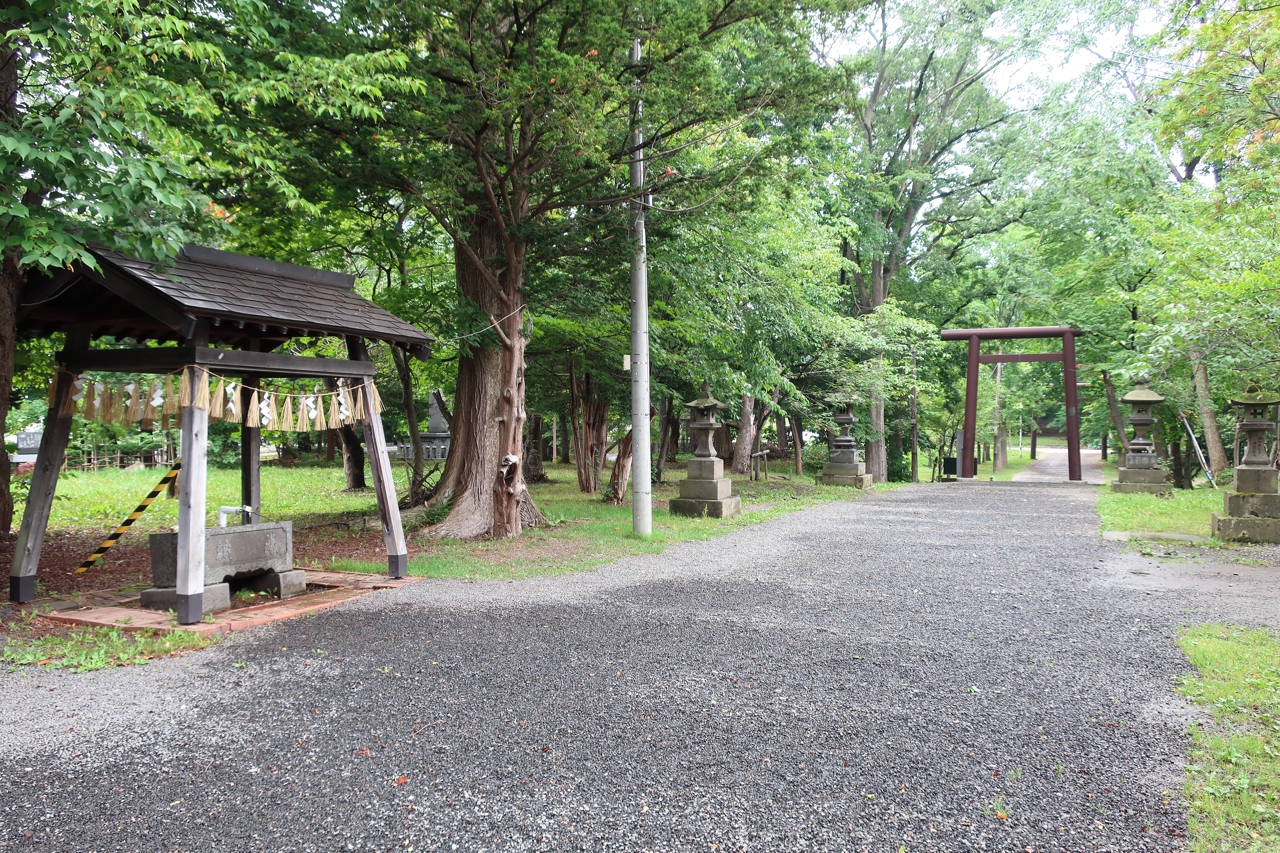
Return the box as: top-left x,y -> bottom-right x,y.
940,326 -> 1084,481
12,244 -> 434,622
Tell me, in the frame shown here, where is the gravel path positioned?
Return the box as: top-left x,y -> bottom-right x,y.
1012,446 -> 1107,485
0,482 -> 1202,851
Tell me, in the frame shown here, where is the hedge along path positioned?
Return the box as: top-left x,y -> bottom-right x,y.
74,463 -> 182,574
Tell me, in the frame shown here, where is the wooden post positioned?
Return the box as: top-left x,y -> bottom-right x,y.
1063,331 -> 1082,481
349,337 -> 408,578
962,334 -> 980,478
9,330 -> 85,601
176,365 -> 209,624
240,370 -> 261,526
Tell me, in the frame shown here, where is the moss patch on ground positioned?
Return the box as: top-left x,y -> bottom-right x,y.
1178,624 -> 1280,851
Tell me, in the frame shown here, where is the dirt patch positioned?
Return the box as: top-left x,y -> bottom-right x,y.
1096,545 -> 1280,627
0,603 -> 74,643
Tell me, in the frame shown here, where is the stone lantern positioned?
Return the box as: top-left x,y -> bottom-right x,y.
1213,385 -> 1280,543
1111,384 -> 1168,494
670,383 -> 741,519
818,401 -> 872,488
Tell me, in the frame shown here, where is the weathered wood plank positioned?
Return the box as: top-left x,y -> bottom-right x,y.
176,366 -> 210,624
8,359 -> 80,602
59,346 -> 376,379
349,337 -> 408,578
241,365 -> 262,526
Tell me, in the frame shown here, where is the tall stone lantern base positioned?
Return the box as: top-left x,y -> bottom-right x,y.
818,404 -> 872,488
1212,473 -> 1280,543
670,456 -> 743,519
1212,387 -> 1280,543
1111,452 -> 1168,494
670,383 -> 742,520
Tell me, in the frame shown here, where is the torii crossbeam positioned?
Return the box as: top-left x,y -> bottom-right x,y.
940,326 -> 1084,481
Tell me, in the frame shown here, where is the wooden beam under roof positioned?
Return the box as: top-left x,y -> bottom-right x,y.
58,346 -> 377,379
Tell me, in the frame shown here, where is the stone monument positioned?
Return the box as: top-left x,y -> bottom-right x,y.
1213,386 -> 1280,543
423,391 -> 452,461
1111,384 -> 1168,494
818,402 -> 873,488
670,383 -> 742,519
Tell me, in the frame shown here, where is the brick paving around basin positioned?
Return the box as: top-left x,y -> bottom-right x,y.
0,482 -> 1213,852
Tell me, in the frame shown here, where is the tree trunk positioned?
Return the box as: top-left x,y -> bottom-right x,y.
606,429 -> 633,504
524,413 -> 547,484
1102,370 -> 1131,453
428,214 -> 544,538
667,408 -> 680,462
0,254 -> 18,536
558,406 -> 571,464
731,394 -> 755,475
0,6 -> 22,535
1170,439 -> 1187,489
776,414 -> 789,456
339,423 -> 366,490
1189,351 -> 1229,476
714,422 -> 732,460
865,399 -> 887,483
391,344 -> 426,504
655,396 -> 673,483
569,364 -> 609,493
790,414 -> 804,477
993,424 -> 1007,473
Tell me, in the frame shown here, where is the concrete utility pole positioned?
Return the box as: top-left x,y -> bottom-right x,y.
629,37 -> 652,536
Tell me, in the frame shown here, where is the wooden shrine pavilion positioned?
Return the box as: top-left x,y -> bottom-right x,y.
12,244 -> 434,623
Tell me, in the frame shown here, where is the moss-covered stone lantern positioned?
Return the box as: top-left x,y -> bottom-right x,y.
1111,384 -> 1167,494
1214,385 -> 1280,543
670,382 -> 741,519
818,401 -> 872,488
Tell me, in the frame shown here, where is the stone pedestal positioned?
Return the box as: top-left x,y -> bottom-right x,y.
1213,466 -> 1280,543
1112,453 -> 1167,493
670,456 -> 742,519
141,521 -> 304,613
817,404 -> 873,488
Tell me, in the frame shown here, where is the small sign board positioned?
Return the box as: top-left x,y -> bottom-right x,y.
10,429 -> 42,462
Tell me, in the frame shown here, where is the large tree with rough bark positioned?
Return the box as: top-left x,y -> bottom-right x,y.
250,0 -> 855,539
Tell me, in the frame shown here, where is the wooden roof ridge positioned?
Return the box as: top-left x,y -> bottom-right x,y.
176,244 -> 357,290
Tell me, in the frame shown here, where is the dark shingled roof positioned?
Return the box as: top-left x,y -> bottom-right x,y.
19,244 -> 434,352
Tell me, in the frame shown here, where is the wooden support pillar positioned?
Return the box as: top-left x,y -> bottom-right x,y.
962,334 -> 980,479
349,337 -> 408,578
9,329 -> 86,601
1063,331 -> 1082,481
176,365 -> 210,624
240,372 -> 261,526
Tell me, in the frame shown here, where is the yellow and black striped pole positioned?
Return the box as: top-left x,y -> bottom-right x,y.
75,462 -> 182,574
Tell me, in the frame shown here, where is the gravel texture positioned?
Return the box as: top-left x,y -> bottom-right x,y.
0,482 -> 1202,851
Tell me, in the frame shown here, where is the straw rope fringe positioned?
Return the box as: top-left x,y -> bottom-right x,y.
45,365 -> 384,431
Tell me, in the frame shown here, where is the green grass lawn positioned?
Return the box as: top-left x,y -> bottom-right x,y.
1178,624 -> 1280,851
1096,487 -> 1222,536
21,462 -> 383,533
332,462 -> 883,580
